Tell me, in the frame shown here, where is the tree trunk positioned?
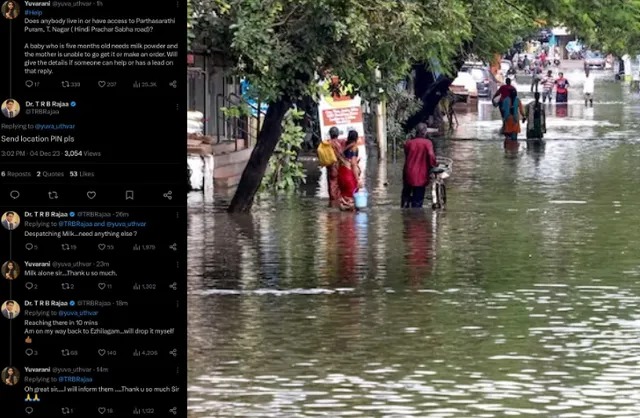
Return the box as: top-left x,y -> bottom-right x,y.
227,96 -> 291,213
404,56 -> 468,134
402,76 -> 453,133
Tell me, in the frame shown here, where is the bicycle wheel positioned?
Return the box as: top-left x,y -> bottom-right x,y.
439,183 -> 447,208
431,181 -> 439,210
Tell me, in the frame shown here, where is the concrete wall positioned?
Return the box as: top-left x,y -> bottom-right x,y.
188,140 -> 253,194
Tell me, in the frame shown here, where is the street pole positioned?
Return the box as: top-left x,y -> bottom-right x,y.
374,69 -> 387,160
375,100 -> 387,160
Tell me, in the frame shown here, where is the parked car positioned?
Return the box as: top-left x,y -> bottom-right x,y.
584,50 -> 605,69
460,64 -> 497,98
450,71 -> 477,102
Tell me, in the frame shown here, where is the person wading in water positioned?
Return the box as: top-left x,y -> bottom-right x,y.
325,127 -> 344,207
555,72 -> 570,103
501,89 -> 525,145
401,123 -> 437,208
524,92 -> 546,145
492,78 -> 517,119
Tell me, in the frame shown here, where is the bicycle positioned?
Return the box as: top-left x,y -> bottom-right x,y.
430,157 -> 452,210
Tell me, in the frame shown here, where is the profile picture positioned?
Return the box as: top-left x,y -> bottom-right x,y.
1,98 -> 20,118
1,211 -> 19,230
1,1 -> 19,20
1,366 -> 20,386
1,300 -> 20,319
1,261 -> 19,280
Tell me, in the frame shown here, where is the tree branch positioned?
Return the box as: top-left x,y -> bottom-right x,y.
272,4 -> 301,28
502,0 -> 539,23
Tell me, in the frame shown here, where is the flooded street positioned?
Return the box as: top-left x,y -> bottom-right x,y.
187,71 -> 640,417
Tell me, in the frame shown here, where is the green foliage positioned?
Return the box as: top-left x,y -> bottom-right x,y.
191,0 -> 473,103
386,87 -> 423,147
462,0 -> 537,60
577,0 -> 640,56
220,104 -> 251,118
187,0 -> 193,48
520,0 -> 640,56
260,108 -> 307,193
191,0 -> 640,105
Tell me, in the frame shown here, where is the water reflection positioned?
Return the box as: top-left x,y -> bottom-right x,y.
525,142 -> 545,169
322,211 -> 367,286
402,211 -> 434,287
374,156 -> 388,197
503,139 -> 521,156
188,74 -> 640,417
555,103 -> 569,118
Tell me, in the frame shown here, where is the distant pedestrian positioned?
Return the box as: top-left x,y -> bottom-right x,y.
401,123 -> 437,208
539,50 -> 547,67
524,92 -> 546,140
633,70 -> 640,93
501,89 -> 524,142
530,62 -> 543,92
540,70 -> 555,103
555,72 -> 570,103
583,71 -> 594,106
492,78 -> 516,118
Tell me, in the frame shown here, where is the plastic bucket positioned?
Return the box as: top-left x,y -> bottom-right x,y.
354,189 -> 368,209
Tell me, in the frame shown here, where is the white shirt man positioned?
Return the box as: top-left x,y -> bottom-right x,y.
583,73 -> 595,107
540,71 -> 555,103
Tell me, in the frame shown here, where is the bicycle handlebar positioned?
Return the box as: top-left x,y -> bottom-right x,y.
435,157 -> 453,172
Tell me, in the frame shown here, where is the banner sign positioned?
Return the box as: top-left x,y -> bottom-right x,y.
317,78 -> 365,146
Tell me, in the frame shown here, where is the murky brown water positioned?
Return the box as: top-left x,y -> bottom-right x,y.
188,70 -> 640,417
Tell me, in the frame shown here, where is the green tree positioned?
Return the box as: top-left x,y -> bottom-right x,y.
404,0 -> 538,131
187,0 -> 194,48
190,0 -> 640,212
575,0 -> 640,55
191,0 -> 471,212
525,0 -> 640,56
386,87 -> 423,147
260,108 -> 307,192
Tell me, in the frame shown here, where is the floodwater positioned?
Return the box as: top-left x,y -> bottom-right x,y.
188,69 -> 640,417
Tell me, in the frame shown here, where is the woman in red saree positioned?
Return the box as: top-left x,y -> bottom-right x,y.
326,127 -> 344,206
337,130 -> 362,211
